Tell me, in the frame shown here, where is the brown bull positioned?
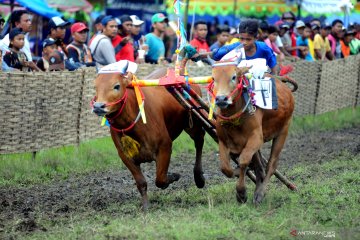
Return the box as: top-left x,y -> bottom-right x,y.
211,60 -> 296,205
92,65 -> 206,210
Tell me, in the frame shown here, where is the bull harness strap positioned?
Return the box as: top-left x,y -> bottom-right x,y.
90,87 -> 145,134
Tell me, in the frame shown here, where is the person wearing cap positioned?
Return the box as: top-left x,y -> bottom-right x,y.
313,24 -> 334,61
89,15 -> 105,45
340,28 -> 360,57
36,38 -> 57,71
328,19 -> 344,59
277,22 -> 293,57
0,10 -> 33,64
89,15 -> 117,69
145,13 -> 168,64
48,50 -> 65,71
296,23 -> 313,61
3,28 -> 39,71
112,15 -> 134,62
48,16 -> 71,57
281,11 -> 297,56
130,15 -> 147,62
66,22 -> 95,67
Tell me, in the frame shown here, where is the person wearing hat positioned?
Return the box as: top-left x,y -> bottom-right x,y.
48,16 -> 71,57
89,15 -> 105,45
36,38 -> 57,71
328,19 -> 344,59
145,13 -> 168,64
130,15 -> 147,62
112,15 -> 135,62
340,28 -> 360,57
89,15 -> 117,69
66,22 -> 95,67
296,23 -> 313,61
278,22 -> 293,57
0,10 -> 33,65
48,50 -> 65,71
313,24 -> 334,60
3,28 -> 39,71
281,11 -> 298,56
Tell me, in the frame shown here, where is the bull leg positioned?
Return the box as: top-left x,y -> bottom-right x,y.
253,129 -> 289,205
155,142 -> 180,189
218,141 -> 234,178
186,128 -> 206,188
111,133 -> 149,210
236,136 -> 263,204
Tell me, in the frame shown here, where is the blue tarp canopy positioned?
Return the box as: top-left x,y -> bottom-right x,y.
0,0 -> 61,18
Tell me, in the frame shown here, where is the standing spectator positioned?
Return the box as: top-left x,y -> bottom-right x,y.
278,23 -> 293,57
3,28 -> 39,71
130,15 -> 146,62
145,13 -> 168,64
341,28 -> 360,57
281,11 -> 297,56
48,16 -> 71,57
89,15 -> 105,45
313,24 -> 334,60
296,23 -> 313,61
66,22 -> 95,67
226,27 -> 239,44
89,16 -> 117,69
36,38 -> 57,71
210,25 -> 230,52
190,21 -> 210,54
112,15 -> 134,62
308,23 -> 320,59
0,10 -> 33,62
328,19 -> 344,59
258,21 -> 269,42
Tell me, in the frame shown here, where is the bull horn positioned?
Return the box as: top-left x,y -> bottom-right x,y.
207,55 -> 215,66
121,60 -> 129,74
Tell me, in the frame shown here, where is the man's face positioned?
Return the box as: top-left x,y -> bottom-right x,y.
51,26 -> 66,40
73,29 -> 88,43
16,13 -> 32,33
297,27 -> 305,36
320,28 -> 331,38
95,23 -> 103,32
283,17 -> 295,26
131,25 -> 141,36
332,22 -> 343,37
195,24 -> 208,40
103,20 -> 118,38
239,33 -> 255,51
303,27 -> 311,38
268,32 -> 278,42
153,21 -> 166,33
344,34 -> 354,44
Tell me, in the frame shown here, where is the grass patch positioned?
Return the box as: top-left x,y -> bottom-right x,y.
12,153 -> 360,240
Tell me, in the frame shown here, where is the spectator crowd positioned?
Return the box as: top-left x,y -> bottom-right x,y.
0,10 -> 359,72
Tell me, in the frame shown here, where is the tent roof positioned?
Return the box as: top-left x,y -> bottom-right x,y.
0,0 -> 61,18
46,0 -> 93,13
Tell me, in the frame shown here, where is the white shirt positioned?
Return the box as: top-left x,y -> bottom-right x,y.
275,36 -> 283,48
0,33 -> 32,61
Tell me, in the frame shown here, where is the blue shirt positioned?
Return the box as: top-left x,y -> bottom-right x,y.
213,41 -> 277,69
145,33 -> 165,62
210,42 -> 221,52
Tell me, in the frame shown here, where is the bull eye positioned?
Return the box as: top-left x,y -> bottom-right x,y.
114,84 -> 120,91
231,75 -> 236,82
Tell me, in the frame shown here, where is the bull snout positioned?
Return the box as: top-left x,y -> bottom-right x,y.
215,95 -> 229,109
92,102 -> 108,116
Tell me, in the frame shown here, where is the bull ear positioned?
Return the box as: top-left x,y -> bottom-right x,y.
122,72 -> 133,86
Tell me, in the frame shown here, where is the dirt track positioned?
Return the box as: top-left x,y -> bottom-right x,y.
0,126 -> 359,235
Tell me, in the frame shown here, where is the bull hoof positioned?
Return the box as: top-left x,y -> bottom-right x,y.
253,190 -> 265,206
168,173 -> 181,183
236,188 -> 247,204
194,172 -> 205,188
141,201 -> 150,211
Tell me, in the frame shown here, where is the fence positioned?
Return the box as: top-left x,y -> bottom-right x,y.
0,55 -> 359,154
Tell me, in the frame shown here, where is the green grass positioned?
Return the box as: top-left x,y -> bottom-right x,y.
14,152 -> 360,240
0,106 -> 359,187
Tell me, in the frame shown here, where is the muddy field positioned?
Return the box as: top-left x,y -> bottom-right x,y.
0,126 -> 359,235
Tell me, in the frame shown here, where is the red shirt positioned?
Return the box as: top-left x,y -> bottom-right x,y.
112,35 -> 135,62
190,37 -> 210,53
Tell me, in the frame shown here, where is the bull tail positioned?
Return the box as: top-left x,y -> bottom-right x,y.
274,75 -> 298,93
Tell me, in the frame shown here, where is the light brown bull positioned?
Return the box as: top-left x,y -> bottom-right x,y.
92,64 -> 206,210
211,59 -> 296,205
